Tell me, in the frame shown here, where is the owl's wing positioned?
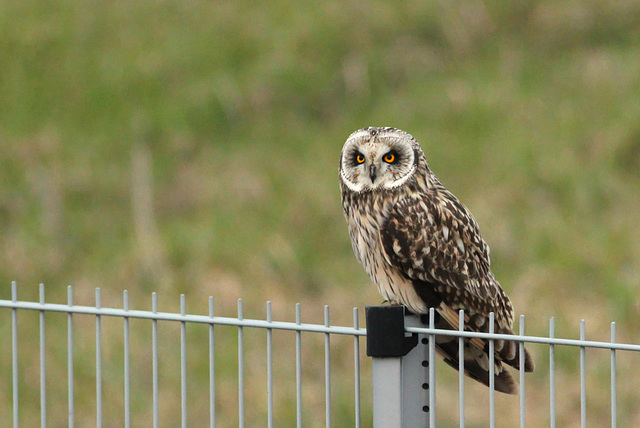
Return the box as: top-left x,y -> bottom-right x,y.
380,188 -> 503,320
379,189 -> 533,393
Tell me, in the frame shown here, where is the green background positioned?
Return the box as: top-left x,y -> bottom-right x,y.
1,1 -> 639,426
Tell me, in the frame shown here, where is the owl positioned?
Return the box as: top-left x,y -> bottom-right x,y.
339,126 -> 533,394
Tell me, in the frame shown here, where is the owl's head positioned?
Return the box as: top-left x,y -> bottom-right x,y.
339,127 -> 424,192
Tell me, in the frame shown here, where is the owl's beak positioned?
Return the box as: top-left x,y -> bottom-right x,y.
369,164 -> 377,183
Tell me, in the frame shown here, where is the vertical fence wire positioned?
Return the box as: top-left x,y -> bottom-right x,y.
266,302 -> 274,428
123,291 -> 130,428
39,283 -> 46,428
324,305 -> 332,428
209,297 -> 215,428
428,308 -> 436,427
488,312 -> 495,428
238,299 -> 245,428
11,282 -> 19,428
152,293 -> 159,428
549,317 -> 556,428
519,315 -> 526,428
95,289 -> 102,428
353,308 -> 361,428
610,322 -> 617,428
67,286 -> 74,428
580,320 -> 586,428
458,309 -> 465,428
180,295 -> 187,428
295,303 -> 302,428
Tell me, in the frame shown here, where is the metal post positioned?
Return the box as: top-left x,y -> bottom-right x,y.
366,306 -> 430,428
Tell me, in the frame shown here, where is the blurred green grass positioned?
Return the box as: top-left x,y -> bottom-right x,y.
1,0 -> 640,426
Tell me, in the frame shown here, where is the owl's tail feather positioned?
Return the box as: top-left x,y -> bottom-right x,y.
492,330 -> 535,373
436,338 -> 518,394
421,309 -> 534,395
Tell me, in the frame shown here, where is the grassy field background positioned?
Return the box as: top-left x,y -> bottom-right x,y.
1,0 -> 640,426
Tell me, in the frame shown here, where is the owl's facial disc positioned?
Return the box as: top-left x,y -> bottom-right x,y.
340,128 -> 417,192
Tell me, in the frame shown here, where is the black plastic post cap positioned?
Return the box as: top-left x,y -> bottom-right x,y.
365,305 -> 418,357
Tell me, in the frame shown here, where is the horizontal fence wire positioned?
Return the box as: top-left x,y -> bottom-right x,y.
5,297 -> 639,351
404,326 -> 640,352
3,282 -> 640,427
0,299 -> 365,336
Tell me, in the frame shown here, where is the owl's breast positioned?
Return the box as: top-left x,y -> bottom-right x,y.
342,190 -> 428,314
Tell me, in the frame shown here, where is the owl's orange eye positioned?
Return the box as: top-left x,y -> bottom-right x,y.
383,153 -> 396,163
356,153 -> 365,164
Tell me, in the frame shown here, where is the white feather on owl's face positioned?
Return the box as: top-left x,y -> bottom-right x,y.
339,127 -> 421,192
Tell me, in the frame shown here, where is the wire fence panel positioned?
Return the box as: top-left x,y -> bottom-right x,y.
1,283 -> 367,428
2,282 -> 640,427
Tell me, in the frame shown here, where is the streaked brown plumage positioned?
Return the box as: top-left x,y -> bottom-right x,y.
339,126 -> 533,394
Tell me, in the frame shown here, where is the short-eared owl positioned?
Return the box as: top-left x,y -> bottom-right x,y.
339,126 -> 533,394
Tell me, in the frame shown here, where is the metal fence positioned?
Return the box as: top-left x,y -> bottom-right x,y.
1,282 -> 365,428
2,282 -> 640,427
365,306 -> 640,428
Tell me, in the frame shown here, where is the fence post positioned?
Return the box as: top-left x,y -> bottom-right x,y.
366,306 -> 431,428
